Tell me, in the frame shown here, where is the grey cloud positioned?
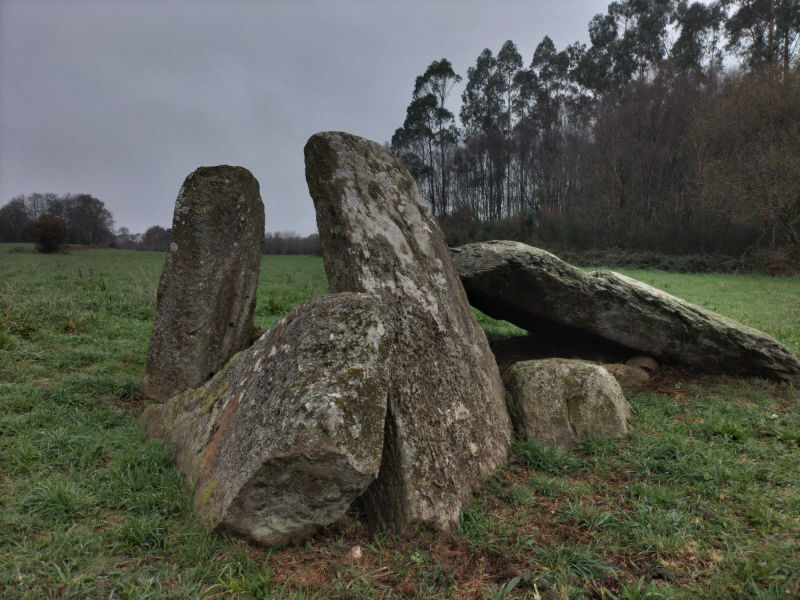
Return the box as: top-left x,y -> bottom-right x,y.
1,0 -> 607,234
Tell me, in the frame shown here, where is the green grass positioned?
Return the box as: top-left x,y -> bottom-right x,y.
1,244 -> 798,599
252,255 -> 329,331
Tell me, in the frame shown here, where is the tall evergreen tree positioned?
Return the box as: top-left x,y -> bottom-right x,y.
414,59 -> 462,216
723,0 -> 800,75
393,59 -> 462,217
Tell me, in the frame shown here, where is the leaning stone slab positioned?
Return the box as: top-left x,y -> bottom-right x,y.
504,359 -> 632,449
305,131 -> 512,533
452,241 -> 800,382
141,293 -> 393,546
143,166 -> 265,402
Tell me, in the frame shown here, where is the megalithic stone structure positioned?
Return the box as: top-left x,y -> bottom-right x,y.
452,240 -> 800,382
141,293 -> 393,546
143,166 -> 265,402
304,131 -> 512,533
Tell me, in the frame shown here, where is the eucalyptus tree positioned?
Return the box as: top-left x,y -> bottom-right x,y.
523,37 -> 590,216
614,0 -> 674,78
414,59 -> 462,216
460,49 -> 503,137
460,48 -> 504,219
670,1 -> 726,73
496,41 -> 524,215
392,94 -> 437,213
496,41 -> 523,140
580,0 -> 674,93
510,66 -> 540,211
393,59 -> 461,217
580,12 -> 625,93
459,43 -> 526,219
723,0 -> 800,76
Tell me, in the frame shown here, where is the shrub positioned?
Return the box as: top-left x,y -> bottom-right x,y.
23,215 -> 68,253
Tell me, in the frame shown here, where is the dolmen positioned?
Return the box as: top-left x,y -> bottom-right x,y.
141,141 -> 800,549
142,134 -> 512,545
452,240 -> 800,382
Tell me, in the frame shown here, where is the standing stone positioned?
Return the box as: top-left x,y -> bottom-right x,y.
504,359 -> 632,449
143,166 -> 265,402
141,293 -> 393,546
304,131 -> 512,532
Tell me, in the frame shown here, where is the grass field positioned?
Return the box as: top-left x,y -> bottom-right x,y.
1,244 -> 798,599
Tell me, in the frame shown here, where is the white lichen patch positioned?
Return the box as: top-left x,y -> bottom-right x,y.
326,400 -> 345,429
334,175 -> 416,267
452,402 -> 469,421
169,242 -> 179,252
366,322 -> 386,352
395,272 -> 443,326
359,266 -> 394,295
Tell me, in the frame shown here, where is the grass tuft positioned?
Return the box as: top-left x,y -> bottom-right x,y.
535,544 -> 612,581
21,476 -> 96,521
513,439 -> 583,475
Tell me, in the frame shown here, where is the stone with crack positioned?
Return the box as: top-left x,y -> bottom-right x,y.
304,131 -> 512,532
141,293 -> 393,546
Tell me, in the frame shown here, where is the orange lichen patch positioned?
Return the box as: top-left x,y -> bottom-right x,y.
198,394 -> 240,479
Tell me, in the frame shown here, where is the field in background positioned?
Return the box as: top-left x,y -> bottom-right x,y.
1,245 -> 798,599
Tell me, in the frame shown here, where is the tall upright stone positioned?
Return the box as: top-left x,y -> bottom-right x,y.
143,166 -> 265,402
305,131 -> 512,532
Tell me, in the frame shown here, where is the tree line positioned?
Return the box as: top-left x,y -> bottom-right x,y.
0,195 -> 321,256
391,0 -> 800,257
118,228 -> 322,255
0,193 -> 114,246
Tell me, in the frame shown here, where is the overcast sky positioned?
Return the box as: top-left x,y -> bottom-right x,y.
1,0 -> 610,235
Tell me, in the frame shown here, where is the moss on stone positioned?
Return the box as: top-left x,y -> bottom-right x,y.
197,478 -> 218,511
